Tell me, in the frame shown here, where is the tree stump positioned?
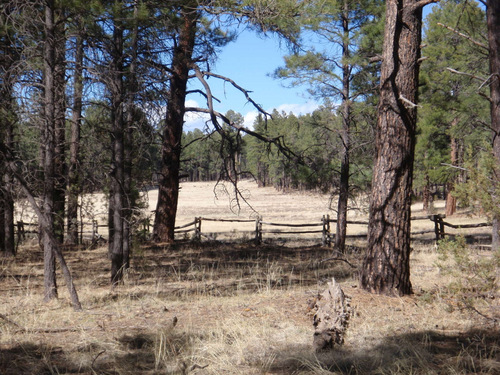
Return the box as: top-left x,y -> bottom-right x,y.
312,277 -> 351,351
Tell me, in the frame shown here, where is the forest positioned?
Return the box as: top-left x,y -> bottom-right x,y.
0,0 -> 499,373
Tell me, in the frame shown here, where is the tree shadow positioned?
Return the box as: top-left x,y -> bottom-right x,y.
125,242 -> 361,298
0,342 -> 82,375
267,328 -> 500,374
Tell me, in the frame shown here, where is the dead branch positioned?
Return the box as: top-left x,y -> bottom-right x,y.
437,22 -> 489,51
446,67 -> 487,83
399,95 -> 419,108
201,71 -> 272,118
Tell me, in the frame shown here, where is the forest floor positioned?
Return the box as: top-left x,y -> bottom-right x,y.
1,181 -> 499,374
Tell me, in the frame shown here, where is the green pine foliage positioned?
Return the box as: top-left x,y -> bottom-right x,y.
416,0 -> 489,199
181,107 -> 373,194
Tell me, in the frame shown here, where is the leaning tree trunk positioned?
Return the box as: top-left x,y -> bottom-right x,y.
153,6 -> 197,242
360,0 -> 431,296
486,0 -> 500,251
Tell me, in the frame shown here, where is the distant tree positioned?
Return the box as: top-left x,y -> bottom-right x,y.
275,0 -> 384,252
360,0 -> 438,296
416,0 -> 488,215
66,15 -> 85,244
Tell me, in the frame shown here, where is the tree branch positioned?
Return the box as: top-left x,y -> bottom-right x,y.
200,70 -> 272,119
408,0 -> 440,14
437,22 -> 489,51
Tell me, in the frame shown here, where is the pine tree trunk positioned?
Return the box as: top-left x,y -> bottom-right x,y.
335,1 -> 351,254
67,27 -> 84,245
422,174 -> 430,213
3,154 -> 15,257
42,0 -> 58,301
486,0 -> 500,251
154,6 -> 197,242
109,19 -> 126,286
123,2 -> 139,269
360,0 -> 426,296
0,83 -> 15,257
53,27 -> 66,243
445,124 -> 459,216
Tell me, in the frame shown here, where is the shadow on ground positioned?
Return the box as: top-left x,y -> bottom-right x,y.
2,329 -> 498,374
270,329 -> 500,374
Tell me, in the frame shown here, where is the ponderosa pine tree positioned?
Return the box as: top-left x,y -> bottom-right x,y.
485,0 -> 500,251
360,0 -> 438,296
0,2 -> 18,257
275,0 -> 384,252
416,1 -> 488,216
153,1 -> 198,243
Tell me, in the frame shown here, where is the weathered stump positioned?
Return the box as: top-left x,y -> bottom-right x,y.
312,277 -> 351,351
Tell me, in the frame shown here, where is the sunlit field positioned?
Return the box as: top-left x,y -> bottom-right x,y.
1,181 -> 498,374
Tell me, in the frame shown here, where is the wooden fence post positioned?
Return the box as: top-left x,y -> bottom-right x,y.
255,216 -> 262,245
92,220 -> 98,241
194,217 -> 201,241
16,221 -> 25,243
431,214 -> 446,241
322,215 -> 331,246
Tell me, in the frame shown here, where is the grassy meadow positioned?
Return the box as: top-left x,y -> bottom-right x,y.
1,180 -> 499,374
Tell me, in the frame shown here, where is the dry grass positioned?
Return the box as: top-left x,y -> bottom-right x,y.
2,181 -> 499,374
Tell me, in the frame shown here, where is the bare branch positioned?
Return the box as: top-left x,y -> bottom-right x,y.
437,22 -> 489,51
446,67 -> 487,82
399,95 -> 419,108
407,0 -> 440,14
200,71 -> 272,118
441,163 -> 468,172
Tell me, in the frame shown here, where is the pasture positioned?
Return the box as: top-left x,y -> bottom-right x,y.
1,181 -> 499,374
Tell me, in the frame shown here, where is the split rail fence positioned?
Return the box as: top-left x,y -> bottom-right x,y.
170,214 -> 492,246
14,214 -> 492,247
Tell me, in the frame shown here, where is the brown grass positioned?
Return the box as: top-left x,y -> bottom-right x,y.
2,181 -> 499,374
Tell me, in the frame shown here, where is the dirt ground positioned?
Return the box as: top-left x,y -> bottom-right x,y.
1,181 -> 499,374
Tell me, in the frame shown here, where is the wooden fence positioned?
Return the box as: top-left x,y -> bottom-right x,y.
14,213 -> 491,247
169,214 -> 491,245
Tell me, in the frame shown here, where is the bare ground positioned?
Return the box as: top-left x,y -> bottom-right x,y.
1,181 -> 499,374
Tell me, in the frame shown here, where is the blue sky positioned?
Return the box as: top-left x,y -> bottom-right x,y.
184,3 -> 440,131
185,28 -> 319,130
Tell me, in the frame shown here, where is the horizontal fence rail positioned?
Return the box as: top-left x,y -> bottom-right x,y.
14,213 -> 492,248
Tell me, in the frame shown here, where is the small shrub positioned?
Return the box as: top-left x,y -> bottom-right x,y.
436,236 -> 499,322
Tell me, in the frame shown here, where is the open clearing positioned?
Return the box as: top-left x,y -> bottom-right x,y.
1,181 -> 499,374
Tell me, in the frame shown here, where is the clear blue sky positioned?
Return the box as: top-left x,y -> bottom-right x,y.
185,3 -> 439,131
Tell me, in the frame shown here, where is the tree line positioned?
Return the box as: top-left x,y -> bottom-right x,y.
0,0 -> 499,309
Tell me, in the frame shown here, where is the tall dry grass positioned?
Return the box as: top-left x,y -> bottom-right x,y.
1,240 -> 498,374
2,181 -> 498,374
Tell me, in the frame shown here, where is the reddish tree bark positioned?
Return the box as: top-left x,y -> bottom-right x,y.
153,5 -> 198,242
360,0 -> 436,296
